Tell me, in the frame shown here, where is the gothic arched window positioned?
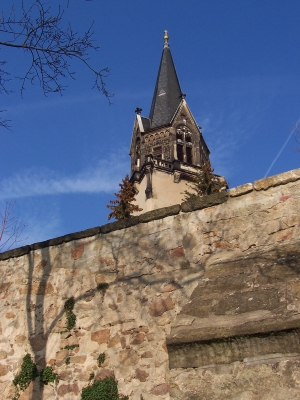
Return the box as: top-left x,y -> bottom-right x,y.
176,125 -> 193,164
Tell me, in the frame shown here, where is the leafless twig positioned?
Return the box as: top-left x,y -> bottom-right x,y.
0,201 -> 27,252
0,0 -> 112,128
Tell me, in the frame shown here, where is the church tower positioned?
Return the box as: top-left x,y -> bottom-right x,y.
129,31 -> 210,212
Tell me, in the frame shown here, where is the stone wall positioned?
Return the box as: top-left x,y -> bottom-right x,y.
0,168 -> 300,400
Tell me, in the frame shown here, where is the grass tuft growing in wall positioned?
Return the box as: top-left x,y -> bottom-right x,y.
13,354 -> 39,391
64,296 -> 76,330
40,366 -> 57,385
81,377 -> 129,400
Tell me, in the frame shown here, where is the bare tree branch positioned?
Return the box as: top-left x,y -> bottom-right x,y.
0,201 -> 27,252
0,0 -> 112,128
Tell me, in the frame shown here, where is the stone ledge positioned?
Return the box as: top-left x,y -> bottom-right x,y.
168,328 -> 300,369
101,216 -> 140,234
139,204 -> 181,223
0,245 -> 31,261
254,168 -> 300,191
229,183 -> 253,197
181,191 -> 228,213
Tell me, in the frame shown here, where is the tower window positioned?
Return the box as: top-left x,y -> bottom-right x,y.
176,125 -> 193,164
186,133 -> 192,143
177,144 -> 184,162
176,130 -> 183,141
186,146 -> 192,164
135,137 -> 141,166
153,146 -> 162,159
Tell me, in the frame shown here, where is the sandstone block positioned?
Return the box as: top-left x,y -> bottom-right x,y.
162,281 -> 182,292
91,329 -> 110,345
150,383 -> 169,395
135,368 -> 149,382
139,204 -> 181,223
149,296 -> 174,317
0,364 -> 9,376
169,247 -> 185,258
71,243 -> 85,260
95,368 -> 115,380
229,183 -> 253,197
108,333 -> 120,348
141,351 -> 153,358
57,383 -> 79,397
30,335 -> 47,352
118,349 -> 139,366
70,355 -> 86,364
276,229 -> 293,242
130,332 -> 145,345
58,370 -> 73,381
101,216 -> 140,234
55,349 -> 69,367
0,283 -> 11,293
254,168 -> 300,190
15,335 -> 27,344
19,282 -> 54,295
5,312 -> 16,319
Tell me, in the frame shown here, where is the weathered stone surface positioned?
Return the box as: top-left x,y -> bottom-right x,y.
71,243 -> 85,260
15,335 -> 27,344
149,296 -> 174,317
0,364 -> 9,376
181,191 -> 228,212
169,246 -> 185,258
70,355 -> 86,364
168,328 -> 300,369
229,183 -> 253,197
118,349 -> 139,366
91,329 -> 110,345
57,383 -> 79,396
150,383 -> 170,395
162,281 -> 181,292
135,368 -> 149,382
30,335 -> 48,352
0,245 -> 30,260
254,168 -> 300,190
130,332 -> 145,345
55,350 -> 69,367
94,368 -> 115,380
170,359 -> 300,400
0,169 -> 299,399
0,283 -> 11,293
19,282 -> 54,295
101,216 -> 140,234
141,351 -> 153,358
138,204 -> 181,223
108,333 -> 120,348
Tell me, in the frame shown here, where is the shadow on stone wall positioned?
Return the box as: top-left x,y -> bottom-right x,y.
6,184 -> 299,399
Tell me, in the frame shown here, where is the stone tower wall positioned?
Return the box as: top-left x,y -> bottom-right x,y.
0,169 -> 300,399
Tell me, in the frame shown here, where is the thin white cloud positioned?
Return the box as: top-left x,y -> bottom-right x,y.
0,154 -> 129,200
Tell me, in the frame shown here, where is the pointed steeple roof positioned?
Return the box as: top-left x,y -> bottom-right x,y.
149,31 -> 182,128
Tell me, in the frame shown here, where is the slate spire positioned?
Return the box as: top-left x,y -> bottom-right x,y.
149,31 -> 182,128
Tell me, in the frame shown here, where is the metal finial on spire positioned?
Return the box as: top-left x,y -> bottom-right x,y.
164,30 -> 169,48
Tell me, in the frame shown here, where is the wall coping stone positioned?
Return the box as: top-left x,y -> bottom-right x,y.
181,191 -> 228,212
229,183 -> 253,197
1,167 -> 300,261
254,168 -> 300,191
138,204 -> 181,223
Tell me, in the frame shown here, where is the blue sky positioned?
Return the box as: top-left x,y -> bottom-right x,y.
1,0 -> 300,248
